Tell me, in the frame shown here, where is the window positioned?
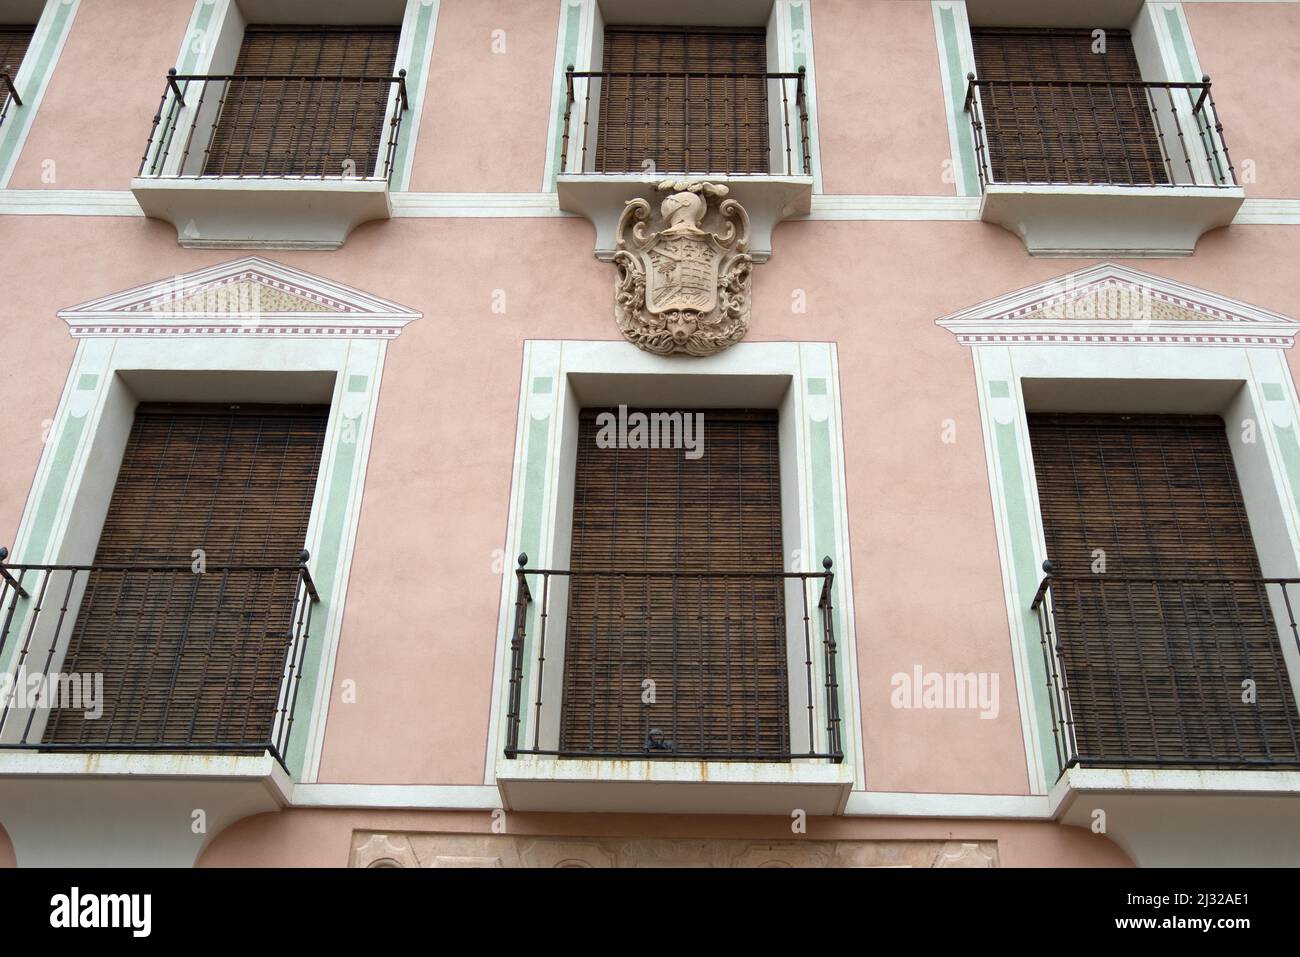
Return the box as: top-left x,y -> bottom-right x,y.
942,5 -> 1246,255
560,408 -> 788,758
1029,413 -> 1300,768
202,25 -> 401,178
970,28 -> 1166,186
593,26 -> 771,175
23,403 -> 327,752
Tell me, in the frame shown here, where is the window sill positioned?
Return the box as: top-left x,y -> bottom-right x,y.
1051,765 -> 1300,866
556,172 -> 813,262
979,183 -> 1245,257
495,755 -> 852,815
130,176 -> 393,249
0,750 -> 292,865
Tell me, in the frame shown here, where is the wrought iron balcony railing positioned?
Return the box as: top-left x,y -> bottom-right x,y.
138,69 -> 409,181
0,72 -> 20,132
560,67 -> 811,176
0,548 -> 318,770
1032,562 -> 1300,774
963,75 -> 1237,188
505,557 -> 842,762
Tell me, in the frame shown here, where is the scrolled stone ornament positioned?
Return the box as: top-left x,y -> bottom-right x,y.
612,181 -> 752,357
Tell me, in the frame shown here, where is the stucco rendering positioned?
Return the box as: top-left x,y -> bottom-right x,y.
0,0 -> 1297,885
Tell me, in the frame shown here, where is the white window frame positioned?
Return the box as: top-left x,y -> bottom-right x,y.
938,264 -> 1300,793
485,339 -> 864,802
0,257 -> 420,781
543,0 -> 823,190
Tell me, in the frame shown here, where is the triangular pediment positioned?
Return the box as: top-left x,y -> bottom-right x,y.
58,257 -> 421,338
936,263 -> 1297,348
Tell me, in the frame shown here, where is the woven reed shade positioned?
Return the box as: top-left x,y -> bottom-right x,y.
43,404 -> 327,748
595,26 -> 769,174
1029,414 -> 1300,766
560,409 -> 789,756
972,28 -> 1168,185
0,25 -> 34,108
203,25 -> 399,177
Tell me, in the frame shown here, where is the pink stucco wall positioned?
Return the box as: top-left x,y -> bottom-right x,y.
0,0 -> 1296,866
7,0 -> 193,190
1185,1 -> 1300,200
407,0 -> 560,192
813,0 -> 955,196
4,215 -> 1299,800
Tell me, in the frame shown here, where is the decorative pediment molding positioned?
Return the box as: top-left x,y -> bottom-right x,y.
936,263 -> 1298,348
57,257 -> 421,339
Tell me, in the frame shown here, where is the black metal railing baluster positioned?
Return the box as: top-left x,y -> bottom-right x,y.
505,553 -> 531,758
963,77 -> 1237,189
557,69 -> 807,175
136,72 -> 408,181
0,560 -> 317,762
502,566 -> 843,762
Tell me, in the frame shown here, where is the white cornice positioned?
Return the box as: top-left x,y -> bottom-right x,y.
5,190 -> 1300,224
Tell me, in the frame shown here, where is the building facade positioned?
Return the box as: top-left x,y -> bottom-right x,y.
0,0 -> 1298,868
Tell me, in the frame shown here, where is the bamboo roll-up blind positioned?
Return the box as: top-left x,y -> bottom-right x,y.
203,25 -> 399,177
971,28 -> 1169,185
595,26 -> 770,174
1029,413 -> 1300,765
43,404 -> 328,748
560,409 -> 789,756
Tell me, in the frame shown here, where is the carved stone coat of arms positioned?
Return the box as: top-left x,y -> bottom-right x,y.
613,181 -> 752,357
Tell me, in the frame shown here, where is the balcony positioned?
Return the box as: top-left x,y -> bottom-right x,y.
131,70 -> 409,249
1032,563 -> 1300,865
0,72 -> 20,134
963,75 -> 1245,256
555,69 -> 814,261
0,549 -> 318,865
496,558 -> 851,814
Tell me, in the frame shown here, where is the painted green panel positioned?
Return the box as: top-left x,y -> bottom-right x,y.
513,404 -> 553,717
789,3 -> 808,71
993,420 -> 1059,780
1272,424 -> 1300,518
547,0 -> 585,188
809,415 -> 847,749
0,410 -> 87,674
21,414 -> 87,567
1263,383 -> 1285,402
178,0 -> 218,73
388,0 -> 438,189
989,380 -> 1010,398
284,413 -> 361,773
1164,8 -> 1199,83
938,6 -> 980,197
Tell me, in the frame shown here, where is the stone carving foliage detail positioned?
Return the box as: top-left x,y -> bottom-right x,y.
614,181 -> 752,357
